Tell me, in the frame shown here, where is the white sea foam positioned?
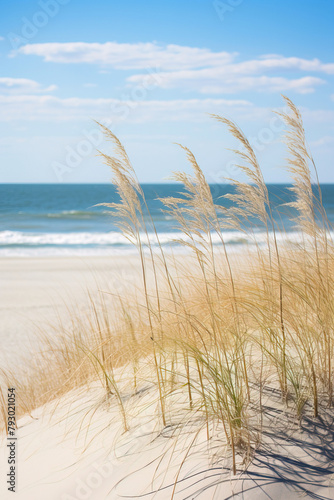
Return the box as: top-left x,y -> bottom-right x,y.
0,229 -> 329,257
0,230 -> 129,246
0,229 -> 256,247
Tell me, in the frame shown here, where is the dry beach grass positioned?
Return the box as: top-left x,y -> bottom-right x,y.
1,97 -> 334,498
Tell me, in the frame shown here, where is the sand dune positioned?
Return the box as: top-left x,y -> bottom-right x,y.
1,365 -> 333,499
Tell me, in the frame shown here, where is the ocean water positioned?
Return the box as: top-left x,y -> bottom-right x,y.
0,183 -> 333,257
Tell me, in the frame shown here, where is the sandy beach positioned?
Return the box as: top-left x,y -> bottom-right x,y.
0,256 -> 142,366
1,370 -> 333,500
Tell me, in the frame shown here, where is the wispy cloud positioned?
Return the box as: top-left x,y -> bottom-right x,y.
1,94 -> 333,127
14,42 -> 334,94
0,77 -> 56,94
0,95 -> 253,122
15,42 -> 235,70
15,42 -> 334,73
129,72 -> 325,94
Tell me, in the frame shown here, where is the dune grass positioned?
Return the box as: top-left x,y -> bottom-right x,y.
1,97 -> 333,478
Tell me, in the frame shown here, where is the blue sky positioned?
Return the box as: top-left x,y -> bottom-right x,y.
0,0 -> 333,183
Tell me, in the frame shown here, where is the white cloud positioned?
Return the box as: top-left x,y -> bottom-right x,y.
0,94 -> 254,123
247,54 -> 334,74
15,42 -> 235,70
14,42 -> 334,94
15,42 -> 334,73
1,94 -> 333,131
129,72 -> 325,94
0,77 -> 56,94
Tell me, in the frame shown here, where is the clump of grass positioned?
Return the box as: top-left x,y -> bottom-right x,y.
1,97 -> 333,481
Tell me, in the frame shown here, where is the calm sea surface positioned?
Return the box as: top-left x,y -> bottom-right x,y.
0,183 -> 333,256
